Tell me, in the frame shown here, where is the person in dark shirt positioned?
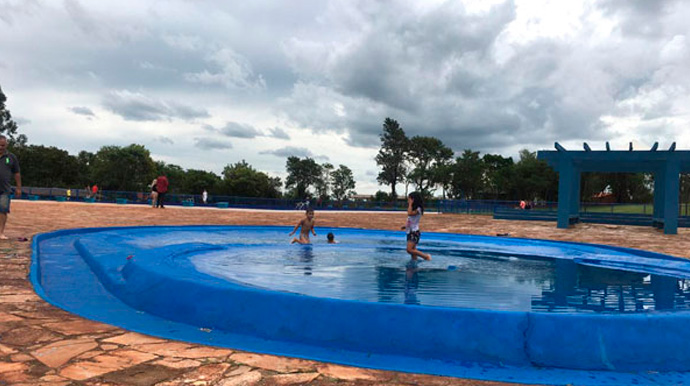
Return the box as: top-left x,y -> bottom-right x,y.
0,135 -> 21,240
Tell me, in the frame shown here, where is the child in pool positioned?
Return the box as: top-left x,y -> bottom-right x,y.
327,232 -> 337,244
402,192 -> 431,261
289,208 -> 317,244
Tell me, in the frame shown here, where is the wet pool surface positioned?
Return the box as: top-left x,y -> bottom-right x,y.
78,226 -> 690,313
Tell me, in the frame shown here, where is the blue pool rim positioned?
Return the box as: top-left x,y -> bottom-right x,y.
30,225 -> 690,385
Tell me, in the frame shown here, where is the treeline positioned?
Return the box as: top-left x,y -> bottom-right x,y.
9,143 -> 360,200
374,118 -> 668,203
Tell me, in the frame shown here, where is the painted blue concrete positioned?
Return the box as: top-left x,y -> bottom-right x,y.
31,225 -> 690,385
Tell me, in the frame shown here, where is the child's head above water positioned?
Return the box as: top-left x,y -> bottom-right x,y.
306,207 -> 315,218
327,232 -> 335,243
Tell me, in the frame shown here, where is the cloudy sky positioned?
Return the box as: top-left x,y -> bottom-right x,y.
2,0 -> 689,194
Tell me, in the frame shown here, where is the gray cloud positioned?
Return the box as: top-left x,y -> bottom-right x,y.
102,90 -> 209,121
194,137 -> 233,150
218,121 -> 262,138
68,106 -> 95,116
260,146 -> 329,161
157,136 -> 174,145
205,122 -> 289,139
267,127 -> 290,140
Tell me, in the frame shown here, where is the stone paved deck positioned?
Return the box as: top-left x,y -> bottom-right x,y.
2,200 -> 689,386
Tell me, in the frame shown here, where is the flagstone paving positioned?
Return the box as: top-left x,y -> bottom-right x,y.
2,200 -> 689,385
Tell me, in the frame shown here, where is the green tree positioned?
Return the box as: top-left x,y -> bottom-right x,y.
285,156 -> 322,199
154,161 -> 186,194
222,160 -> 281,198
183,169 -> 222,196
373,190 -> 390,202
511,149 -> 558,201
11,145 -> 81,188
375,118 -> 409,200
407,136 -> 453,197
481,153 -> 514,199
76,150 -> 95,187
90,144 -> 156,191
0,85 -> 27,146
314,162 -> 334,200
451,150 -> 484,199
330,164 -> 356,202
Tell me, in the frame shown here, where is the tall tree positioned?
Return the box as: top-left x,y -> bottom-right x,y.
222,160 -> 281,198
375,118 -> 409,200
407,136 -> 453,197
90,144 -> 156,191
183,169 -> 222,196
451,150 -> 484,199
314,162 -> 334,200
0,85 -> 27,146
481,153 -> 514,199
511,149 -> 558,201
11,145 -> 81,188
285,156 -> 322,199
330,164 -> 356,202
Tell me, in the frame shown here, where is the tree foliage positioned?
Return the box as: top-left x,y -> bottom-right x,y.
407,136 -> 453,197
222,160 -> 281,198
330,164 -> 356,202
285,156 -> 322,199
11,145 -> 82,188
0,85 -> 27,146
90,144 -> 156,191
375,118 -> 408,200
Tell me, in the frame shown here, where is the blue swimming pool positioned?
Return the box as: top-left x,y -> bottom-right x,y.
31,225 -> 690,385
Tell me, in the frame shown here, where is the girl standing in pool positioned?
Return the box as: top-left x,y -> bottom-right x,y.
403,192 -> 431,261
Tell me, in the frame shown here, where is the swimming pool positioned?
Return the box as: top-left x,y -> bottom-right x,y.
31,225 -> 690,385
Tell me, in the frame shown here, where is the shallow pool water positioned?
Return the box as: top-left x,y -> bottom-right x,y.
102,226 -> 690,313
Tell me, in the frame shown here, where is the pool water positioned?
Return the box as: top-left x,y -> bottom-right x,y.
111,226 -> 690,313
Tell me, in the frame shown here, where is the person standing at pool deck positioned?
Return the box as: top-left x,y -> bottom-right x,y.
155,175 -> 169,208
403,192 -> 431,261
289,208 -> 317,244
0,135 -> 21,240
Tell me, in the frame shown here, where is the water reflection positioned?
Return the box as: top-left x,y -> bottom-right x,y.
299,246 -> 314,276
404,260 -> 420,305
534,260 -> 682,312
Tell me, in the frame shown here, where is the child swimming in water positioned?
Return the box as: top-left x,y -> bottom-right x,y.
403,192 -> 431,261
289,208 -> 317,244
327,232 -> 337,244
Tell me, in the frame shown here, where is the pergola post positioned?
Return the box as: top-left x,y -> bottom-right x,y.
557,162 -> 574,229
570,167 -> 581,222
653,170 -> 665,221
663,160 -> 680,234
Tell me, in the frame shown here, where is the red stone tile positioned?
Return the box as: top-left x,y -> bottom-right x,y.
43,320 -> 118,335
0,311 -> 22,322
0,361 -> 28,373
217,370 -> 263,386
101,332 -> 166,345
317,363 -> 380,381
31,338 -> 98,368
268,372 -> 320,385
229,353 -> 316,373
131,342 -> 231,359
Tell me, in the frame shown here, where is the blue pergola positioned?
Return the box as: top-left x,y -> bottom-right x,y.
537,142 -> 690,234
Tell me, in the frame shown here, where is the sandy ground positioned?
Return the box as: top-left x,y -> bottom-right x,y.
1,200 -> 689,385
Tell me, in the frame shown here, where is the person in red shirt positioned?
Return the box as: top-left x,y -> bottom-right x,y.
155,176 -> 169,208
91,184 -> 99,200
